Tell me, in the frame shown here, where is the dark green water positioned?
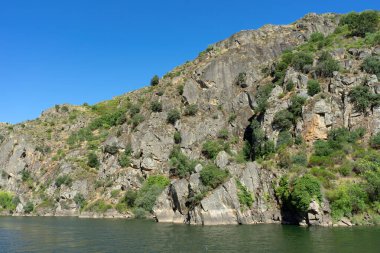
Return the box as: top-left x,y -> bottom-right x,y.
0,217 -> 379,253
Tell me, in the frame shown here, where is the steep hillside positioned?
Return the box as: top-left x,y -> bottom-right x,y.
1,11 -> 380,226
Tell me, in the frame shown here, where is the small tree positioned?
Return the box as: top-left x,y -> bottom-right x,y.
307,80 -> 321,96
174,131 -> 182,144
150,75 -> 160,86
340,11 -> 379,37
184,104 -> 198,116
362,56 -> 380,78
272,110 -> 294,131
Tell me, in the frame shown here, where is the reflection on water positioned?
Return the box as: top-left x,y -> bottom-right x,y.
0,217 -> 380,252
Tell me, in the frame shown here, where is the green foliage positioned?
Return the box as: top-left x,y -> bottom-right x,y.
236,180 -> 254,209
184,104 -> 198,116
0,191 -> 16,211
55,175 -> 73,188
217,128 -> 229,140
202,140 -> 229,160
328,183 -> 368,220
177,84 -> 184,95
119,190 -> 137,208
307,80 -> 321,96
21,169 -> 31,182
339,11 -> 379,37
288,95 -> 306,119
349,85 -> 380,113
150,75 -> 160,86
24,201 -> 34,214
89,109 -> 127,130
315,52 -> 340,78
134,175 -> 170,212
236,72 -> 247,87
285,81 -> 295,92
200,164 -> 229,189
277,131 -> 293,148
73,193 -> 86,209
174,131 -> 182,144
365,31 -> 380,46
291,152 -> 308,166
150,101 -> 162,112
130,114 -> 144,128
87,152 -> 100,168
244,120 -> 275,161
167,109 -> 181,124
169,147 -> 197,178
85,200 -> 112,213
291,52 -> 313,73
104,144 -> 118,155
362,56 -> 380,78
128,104 -> 140,116
370,132 -> 380,149
309,32 -> 325,43
228,113 -> 237,123
118,145 -> 132,167
277,175 -> 322,213
291,175 -> 322,212
255,84 -> 274,114
272,110 -> 293,131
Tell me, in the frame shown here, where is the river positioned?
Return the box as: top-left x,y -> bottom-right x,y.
0,217 -> 379,252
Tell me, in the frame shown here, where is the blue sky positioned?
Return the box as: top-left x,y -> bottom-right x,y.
0,1 -> 379,123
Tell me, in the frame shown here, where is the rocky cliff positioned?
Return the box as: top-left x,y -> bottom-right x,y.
1,11 -> 379,226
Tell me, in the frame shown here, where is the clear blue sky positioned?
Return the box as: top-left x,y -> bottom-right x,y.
1,1 -> 378,123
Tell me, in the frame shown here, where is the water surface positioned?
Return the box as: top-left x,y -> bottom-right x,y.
0,217 -> 379,252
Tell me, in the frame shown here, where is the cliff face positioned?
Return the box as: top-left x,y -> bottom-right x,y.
1,12 -> 379,226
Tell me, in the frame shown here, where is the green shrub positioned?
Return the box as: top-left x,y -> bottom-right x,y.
291,175 -> 322,212
315,52 -> 340,78
236,72 -> 247,87
278,149 -> 292,169
130,114 -> 144,128
363,169 -> 380,202
309,32 -> 325,42
134,175 -> 170,212
202,140 -> 229,160
291,52 -> 313,73
236,180 -> 254,209
150,101 -> 162,112
292,152 -> 308,166
167,109 -> 181,124
119,190 -> 137,208
244,120 -> 275,160
177,84 -> 184,95
365,31 -> 380,46
74,193 -> 86,209
285,81 -> 295,92
339,11 -> 379,37
150,75 -> 160,86
200,164 -> 229,189
255,84 -> 274,114
370,132 -> 380,149
328,183 -> 368,220
24,201 -> 34,214
55,175 -> 73,188
169,147 -> 197,177
0,191 -> 16,211
174,131 -> 182,144
85,200 -> 112,213
307,80 -> 321,96
21,169 -> 31,182
118,145 -> 132,167
310,167 -> 336,188
87,153 -> 100,168
129,104 -> 140,116
277,131 -> 293,148
184,104 -> 198,116
289,95 -> 306,119
228,113 -> 237,123
217,129 -> 229,140
349,85 -> 380,113
362,56 -> 380,78
272,110 -> 294,131
104,144 -> 118,155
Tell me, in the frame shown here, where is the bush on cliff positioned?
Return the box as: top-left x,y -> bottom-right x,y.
200,164 -> 229,189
